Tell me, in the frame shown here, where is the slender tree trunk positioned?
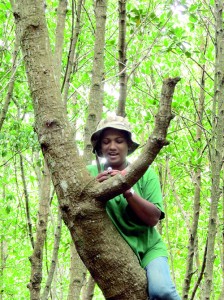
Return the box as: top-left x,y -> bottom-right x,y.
218,176 -> 224,300
41,207 -> 62,300
54,0 -> 68,82
20,154 -> 35,249
0,239 -> 7,300
62,0 -> 82,104
28,162 -> 51,300
82,276 -> 96,300
83,0 -> 107,163
116,0 -> 128,117
203,1 -> 224,298
182,57 -> 207,299
0,35 -> 20,131
67,243 -> 87,300
0,168 -> 7,300
82,1 -> 108,295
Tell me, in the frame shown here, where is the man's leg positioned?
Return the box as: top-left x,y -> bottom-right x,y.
145,257 -> 181,300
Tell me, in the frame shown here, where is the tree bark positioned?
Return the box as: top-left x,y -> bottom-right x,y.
28,161 -> 51,300
83,0 -> 107,163
20,154 -> 35,249
0,173 -> 7,300
218,176 -> 224,300
41,206 -> 62,300
0,35 -> 20,131
54,0 -> 68,83
116,0 -> 128,117
182,52 -> 207,299
67,242 -> 86,300
11,1 -> 180,299
62,0 -> 82,104
82,275 -> 96,300
203,0 -> 224,298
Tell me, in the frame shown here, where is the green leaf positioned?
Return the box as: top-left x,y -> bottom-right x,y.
6,205 -> 11,214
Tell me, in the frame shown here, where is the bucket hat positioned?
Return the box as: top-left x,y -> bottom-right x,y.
91,115 -> 139,157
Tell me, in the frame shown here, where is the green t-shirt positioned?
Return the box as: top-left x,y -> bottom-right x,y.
87,164 -> 168,268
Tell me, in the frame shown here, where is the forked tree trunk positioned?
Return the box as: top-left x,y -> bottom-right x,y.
11,1 -> 179,299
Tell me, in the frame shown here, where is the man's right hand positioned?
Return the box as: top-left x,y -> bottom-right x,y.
96,169 -> 127,182
96,171 -> 111,182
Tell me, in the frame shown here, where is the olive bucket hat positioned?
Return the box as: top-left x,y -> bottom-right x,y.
91,115 -> 139,157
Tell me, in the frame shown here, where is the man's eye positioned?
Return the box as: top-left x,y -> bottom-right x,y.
117,138 -> 124,143
102,139 -> 110,144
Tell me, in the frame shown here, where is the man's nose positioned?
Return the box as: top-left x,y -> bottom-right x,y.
109,141 -> 116,149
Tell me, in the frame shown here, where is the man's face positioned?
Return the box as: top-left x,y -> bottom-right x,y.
100,128 -> 129,170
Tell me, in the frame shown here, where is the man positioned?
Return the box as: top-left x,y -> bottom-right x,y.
87,115 -> 181,300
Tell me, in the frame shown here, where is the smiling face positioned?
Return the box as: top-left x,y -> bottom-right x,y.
100,128 -> 129,170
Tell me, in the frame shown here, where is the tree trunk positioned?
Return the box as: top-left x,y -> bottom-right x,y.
116,0 -> 128,117
182,52 -> 207,299
82,275 -> 96,300
20,154 -> 35,249
83,0 -> 107,163
203,0 -> 224,298
62,0 -> 82,104
54,0 -> 68,83
28,161 -> 51,299
41,206 -> 62,300
0,35 -> 20,131
67,242 -> 86,300
11,1 -> 179,299
218,178 -> 224,300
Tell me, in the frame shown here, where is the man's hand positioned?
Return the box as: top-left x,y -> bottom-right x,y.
96,169 -> 127,182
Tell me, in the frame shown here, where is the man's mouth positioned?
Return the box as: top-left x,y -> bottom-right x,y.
108,152 -> 119,158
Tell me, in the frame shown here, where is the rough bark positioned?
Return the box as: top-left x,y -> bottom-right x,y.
26,1 -> 68,297
41,207 -> 62,300
20,154 -> 35,249
218,178 -> 224,300
82,0 -> 108,294
116,0 -> 128,117
82,275 -> 96,300
62,0 -> 82,104
0,173 -> 7,300
0,35 -> 20,131
54,0 -> 68,82
67,243 -> 86,300
0,171 -> 8,300
83,0 -> 107,163
28,162 -> 51,300
182,58 -> 206,299
203,0 -> 224,298
0,239 -> 7,300
11,1 -> 180,299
